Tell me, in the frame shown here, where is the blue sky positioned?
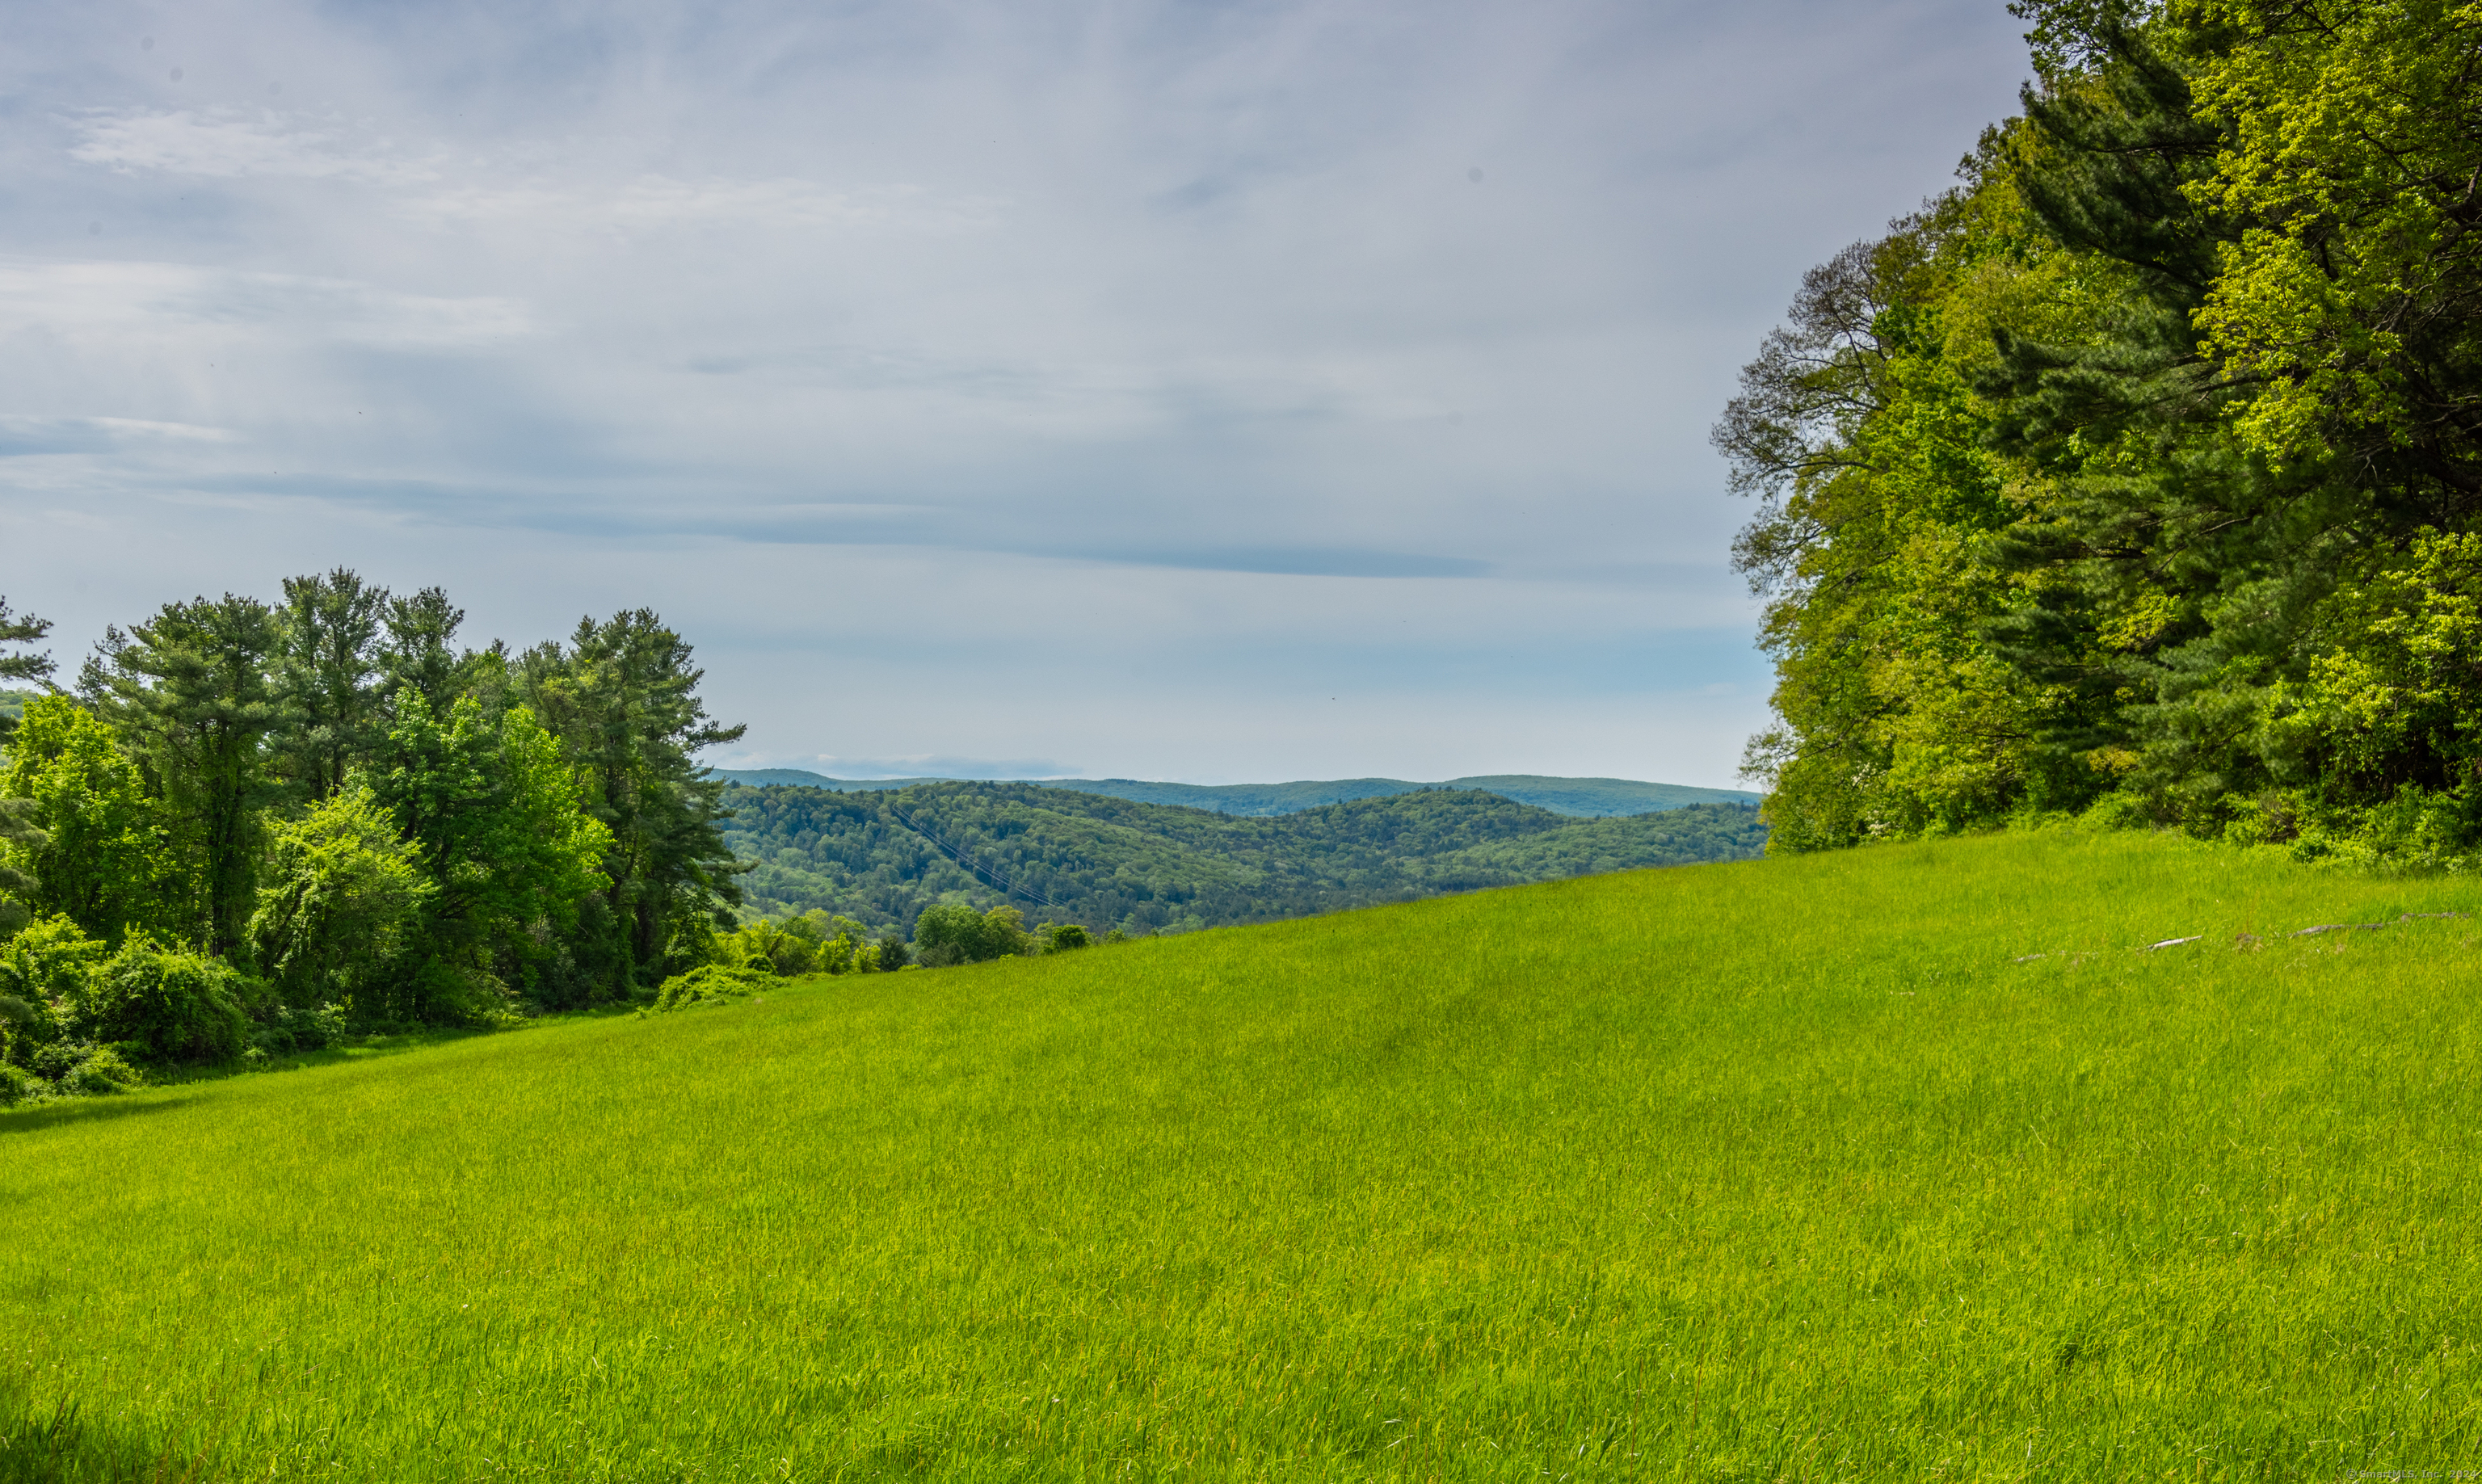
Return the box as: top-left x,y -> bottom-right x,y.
1,0 -> 2033,786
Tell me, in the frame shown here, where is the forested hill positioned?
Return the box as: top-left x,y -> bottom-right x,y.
709,769 -> 1756,818
721,780 -> 1765,936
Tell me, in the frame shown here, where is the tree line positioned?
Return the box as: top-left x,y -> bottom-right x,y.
1726,0 -> 2482,863
0,574 -> 753,1098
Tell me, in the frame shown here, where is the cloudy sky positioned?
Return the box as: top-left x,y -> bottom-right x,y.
2,0 -> 2031,786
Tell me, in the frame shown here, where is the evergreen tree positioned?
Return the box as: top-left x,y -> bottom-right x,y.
517,611 -> 745,991
379,586 -> 494,721
0,596 -> 53,750
81,596 -> 289,957
274,569 -> 389,801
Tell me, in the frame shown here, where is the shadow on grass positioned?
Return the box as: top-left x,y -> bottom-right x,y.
0,1388 -> 206,1484
0,1095 -> 196,1137
3,999 -> 668,1134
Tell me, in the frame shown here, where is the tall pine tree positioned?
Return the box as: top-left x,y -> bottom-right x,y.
82,596 -> 289,957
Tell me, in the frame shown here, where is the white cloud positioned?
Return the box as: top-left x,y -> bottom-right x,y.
0,259 -> 533,349
0,0 -> 2035,787
69,109 -> 994,240
67,107 -> 440,187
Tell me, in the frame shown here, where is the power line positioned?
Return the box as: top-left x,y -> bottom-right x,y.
881,800 -> 1071,914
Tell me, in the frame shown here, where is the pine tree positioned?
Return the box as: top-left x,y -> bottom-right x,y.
273,569 -> 389,801
517,610 -> 745,992
82,596 -> 290,957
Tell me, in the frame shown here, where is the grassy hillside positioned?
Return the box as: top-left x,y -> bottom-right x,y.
722,780 -> 1766,934
5,827 -> 2480,1479
708,769 -> 1761,817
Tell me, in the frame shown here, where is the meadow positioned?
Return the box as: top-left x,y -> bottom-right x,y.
3,826 -> 2479,1480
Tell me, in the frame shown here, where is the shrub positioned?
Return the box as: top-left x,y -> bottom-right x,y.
78,935 -> 249,1064
0,914 -> 108,1011
250,787 -> 429,1007
0,1062 -> 44,1106
651,963 -> 771,1011
252,1001 -> 349,1056
389,959 -> 525,1029
60,1045 -> 141,1094
0,991 -> 61,1066
914,903 -> 1033,966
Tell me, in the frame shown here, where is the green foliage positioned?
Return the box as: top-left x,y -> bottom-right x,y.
727,781 -> 1768,937
10,832 -> 2482,1476
249,786 -> 431,1010
913,902 -> 1029,966
52,1043 -> 141,1095
516,611 -> 746,992
0,596 -> 54,711
1727,6 -> 2482,861
0,800 -> 36,943
0,915 -> 107,1030
251,999 -> 349,1056
368,694 -> 612,1017
75,932 -> 248,1064
2176,0 -> 2482,479
716,910 -> 880,977
650,961 -> 771,1011
0,1061 -> 39,1106
80,595 -> 289,956
1039,922 -> 1092,952
2,574 -> 749,1061
271,567 -> 389,801
0,695 -> 166,938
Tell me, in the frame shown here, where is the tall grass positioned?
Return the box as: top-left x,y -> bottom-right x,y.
3,826 -> 2479,1479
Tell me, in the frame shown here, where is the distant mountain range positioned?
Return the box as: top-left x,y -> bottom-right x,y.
707,769 -> 1757,818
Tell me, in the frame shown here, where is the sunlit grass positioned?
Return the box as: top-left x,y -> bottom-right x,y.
4,826 -> 2480,1479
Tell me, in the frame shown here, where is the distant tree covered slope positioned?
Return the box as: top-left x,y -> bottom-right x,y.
707,770 -> 1759,817
720,781 -> 1765,935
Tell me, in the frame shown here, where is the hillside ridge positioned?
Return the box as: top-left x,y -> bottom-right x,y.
720,779 -> 1765,935
708,767 -> 1756,818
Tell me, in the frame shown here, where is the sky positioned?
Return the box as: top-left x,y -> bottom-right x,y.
0,0 -> 2034,787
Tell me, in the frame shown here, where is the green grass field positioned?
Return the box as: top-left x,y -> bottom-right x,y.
5,826 -> 2480,1480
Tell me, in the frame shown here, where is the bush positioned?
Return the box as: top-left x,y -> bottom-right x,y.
60,1045 -> 141,1094
914,903 -> 1033,966
0,915 -> 107,1011
1039,923 -> 1092,953
26,1040 -> 142,1095
0,991 -> 61,1065
78,935 -> 249,1064
651,963 -> 772,1011
0,1062 -> 44,1106
252,1001 -> 350,1056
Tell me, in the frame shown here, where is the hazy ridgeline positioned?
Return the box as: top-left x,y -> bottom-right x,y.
5,828 -> 2478,1479
711,769 -> 1759,818
721,780 -> 1769,935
